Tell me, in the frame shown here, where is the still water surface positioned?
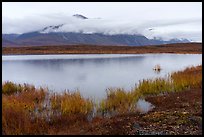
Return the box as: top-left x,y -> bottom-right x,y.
2,54 -> 202,99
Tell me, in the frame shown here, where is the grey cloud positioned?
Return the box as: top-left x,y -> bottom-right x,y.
2,13 -> 202,42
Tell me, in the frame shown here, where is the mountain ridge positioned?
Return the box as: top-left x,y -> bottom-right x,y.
2,31 -> 190,47
2,15 -> 191,47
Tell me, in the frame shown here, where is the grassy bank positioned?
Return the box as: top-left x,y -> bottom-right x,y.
2,65 -> 202,135
2,43 -> 202,55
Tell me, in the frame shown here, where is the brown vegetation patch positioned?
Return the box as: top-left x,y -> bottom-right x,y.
2,43 -> 202,55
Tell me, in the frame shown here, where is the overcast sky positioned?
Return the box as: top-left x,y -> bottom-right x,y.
2,2 -> 202,42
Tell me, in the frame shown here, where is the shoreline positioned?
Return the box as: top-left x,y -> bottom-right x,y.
2,43 -> 202,55
2,52 -> 203,56
83,87 -> 202,135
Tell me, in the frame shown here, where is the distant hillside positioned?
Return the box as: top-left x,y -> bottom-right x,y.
2,32 -> 190,47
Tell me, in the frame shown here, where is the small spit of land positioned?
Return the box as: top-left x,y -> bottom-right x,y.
2,65 -> 202,135
2,43 -> 202,55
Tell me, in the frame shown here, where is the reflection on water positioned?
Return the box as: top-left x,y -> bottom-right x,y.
2,54 -> 202,99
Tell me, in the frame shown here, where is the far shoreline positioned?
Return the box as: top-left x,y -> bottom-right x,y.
2,43 -> 202,55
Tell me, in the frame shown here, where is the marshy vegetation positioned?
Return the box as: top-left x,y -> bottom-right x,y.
2,65 -> 202,135
50,91 -> 94,122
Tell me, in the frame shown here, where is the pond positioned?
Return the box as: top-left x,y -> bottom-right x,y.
2,54 -> 202,100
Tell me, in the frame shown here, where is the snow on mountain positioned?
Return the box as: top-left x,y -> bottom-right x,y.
40,24 -> 64,33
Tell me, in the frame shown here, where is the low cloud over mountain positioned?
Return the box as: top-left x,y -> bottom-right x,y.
2,13 -> 201,42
